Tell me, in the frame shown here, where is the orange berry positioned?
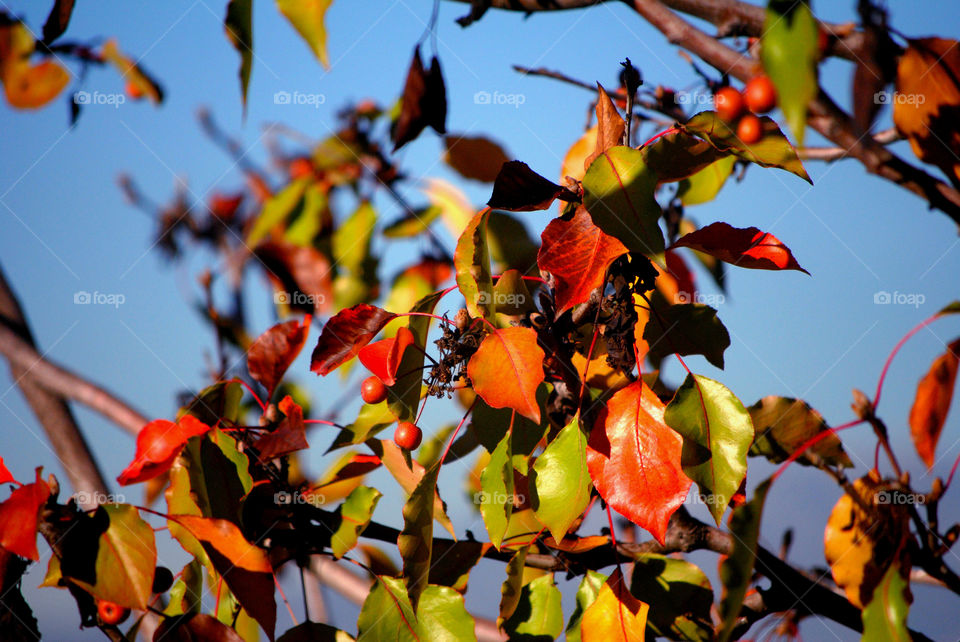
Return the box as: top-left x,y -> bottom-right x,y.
714,86 -> 745,122
97,600 -> 129,625
394,422 -> 422,451
288,157 -> 315,181
743,75 -> 777,114
361,376 -> 388,405
737,113 -> 763,144
125,81 -> 144,100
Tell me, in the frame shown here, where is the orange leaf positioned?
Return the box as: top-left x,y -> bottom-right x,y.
0,469 -> 50,560
358,326 -> 415,386
586,382 -> 691,544
909,338 -> 960,468
467,327 -> 545,423
581,568 -> 648,642
254,395 -> 308,459
117,416 -> 212,485
310,303 -> 396,375
671,221 -> 808,274
538,207 -> 627,314
584,84 -> 625,170
0,457 -> 17,485
248,316 -> 311,397
4,59 -> 69,109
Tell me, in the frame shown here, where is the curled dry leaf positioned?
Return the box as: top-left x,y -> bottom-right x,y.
393,47 -> 447,151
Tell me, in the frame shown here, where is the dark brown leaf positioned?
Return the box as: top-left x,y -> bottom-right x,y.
248,316 -> 311,397
254,240 -> 332,315
392,47 -> 447,151
254,396 -> 309,459
444,134 -> 510,182
310,303 -> 396,375
487,161 -> 578,212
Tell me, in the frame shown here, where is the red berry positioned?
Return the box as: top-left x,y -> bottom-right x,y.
361,376 -> 388,405
713,86 -> 745,122
743,75 -> 777,114
288,157 -> 315,180
737,113 -> 763,144
97,600 -> 129,625
394,422 -> 422,451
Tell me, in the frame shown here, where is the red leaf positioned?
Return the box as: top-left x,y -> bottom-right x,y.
671,221 -> 809,274
909,338 -> 960,468
310,304 -> 397,376
467,327 -> 545,423
586,382 -> 691,544
487,161 -> 578,212
0,458 -> 18,486
255,240 -> 332,314
117,416 -> 213,486
665,250 -> 696,303
254,396 -> 309,459
248,316 -> 311,397
358,326 -> 415,386
0,469 -> 50,560
538,207 -> 627,314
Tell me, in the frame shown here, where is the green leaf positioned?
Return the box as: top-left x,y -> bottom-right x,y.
479,430 -> 514,549
357,576 -> 418,642
564,570 -> 606,642
630,554 -> 713,641
388,290 -> 444,421
643,301 -> 731,369
530,415 -> 592,542
454,208 -> 495,320
383,205 -> 443,238
502,574 -> 564,641
71,504 -> 157,610
330,486 -> 382,558
398,462 -> 440,611
416,585 -> 478,641
332,201 -> 376,275
487,211 -> 540,275
224,0 -> 253,112
718,480 -> 770,642
641,132 -> 730,184
164,560 -> 203,616
329,399 -> 394,450
248,179 -> 310,246
285,183 -> 328,246
186,429 -> 253,522
664,374 -> 753,524
762,0 -> 818,146
582,146 -> 664,256
498,545 -> 530,625
861,562 -> 912,642
678,155 -> 737,206
276,0 -> 334,69
749,396 -> 853,468
178,379 -> 244,425
681,112 -> 811,183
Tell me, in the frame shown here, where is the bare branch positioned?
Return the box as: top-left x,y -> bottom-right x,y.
799,127 -> 900,160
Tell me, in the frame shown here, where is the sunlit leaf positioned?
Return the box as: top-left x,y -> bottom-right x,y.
455,208 -> 495,320
580,568 -> 648,642
762,0 -> 818,145
678,155 -> 736,206
584,84 -> 625,169
909,338 -> 960,468
530,416 -> 592,542
398,462 -> 440,610
248,316 -> 311,397
330,485 -> 381,558
310,304 -> 396,376
479,430 -> 514,549
117,416 -> 212,486
749,396 -> 853,468
387,290 -> 444,422
0,469 -> 49,560
564,570 -> 605,642
718,480 -> 769,642
671,221 -> 808,274
502,574 -> 563,640
276,0 -> 334,68
254,395 -> 309,459
467,327 -> 545,423
358,326 -> 415,386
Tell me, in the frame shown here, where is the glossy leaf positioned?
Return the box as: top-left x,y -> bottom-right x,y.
538,207 -> 627,314
498,545 -> 529,624
276,0 -> 334,68
467,327 -> 545,423
171,515 -> 276,640
487,161 -> 577,212
564,570 -> 606,642
580,568 -> 648,642
861,562 -> 912,642
415,584 -> 478,641
310,303 -> 396,375
582,146 -> 664,256
718,480 -> 770,642
455,208 -> 495,320
248,316 -> 311,397
330,486 -> 382,558
641,132 -> 729,185
762,0 -> 818,145
117,416 -> 212,486
444,134 -> 510,182
909,338 -> 960,468
0,470 -> 49,560
502,574 -> 564,641
678,155 -> 737,206
479,430 -> 514,549
681,112 -> 811,183
398,462 -> 440,611
254,395 -> 309,459
584,84 -> 625,169
671,221 -> 809,274
749,396 -> 853,468
530,416 -> 592,543
630,553 -> 713,641
224,0 -> 253,111
358,326 -> 415,386
642,302 -> 730,369
587,382 -> 691,544
664,374 -> 753,524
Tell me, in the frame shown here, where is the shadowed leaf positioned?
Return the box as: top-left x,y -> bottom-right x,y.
488,161 -> 577,212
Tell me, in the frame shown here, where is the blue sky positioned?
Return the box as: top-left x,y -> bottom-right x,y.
2,0 -> 960,639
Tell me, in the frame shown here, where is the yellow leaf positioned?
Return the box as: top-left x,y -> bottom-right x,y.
422,177 -> 475,238
581,568 -> 648,642
560,126 -> 597,184
0,23 -> 69,109
276,0 -> 334,69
